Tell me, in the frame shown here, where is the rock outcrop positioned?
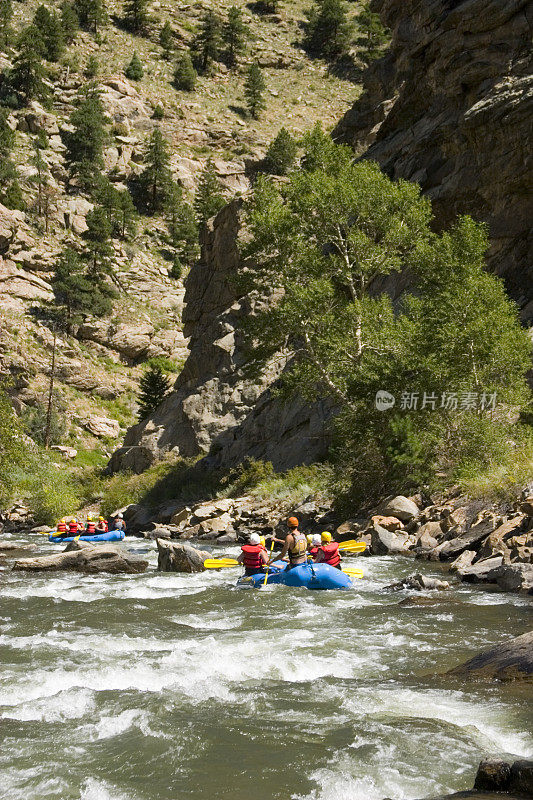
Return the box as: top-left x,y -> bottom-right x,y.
333,0 -> 533,316
416,758 -> 533,799
446,630 -> 533,682
110,201 -> 333,472
156,539 -> 210,573
12,540 -> 148,574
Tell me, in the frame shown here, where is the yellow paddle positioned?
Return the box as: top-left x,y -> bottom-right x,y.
338,541 -> 366,553
342,567 -> 364,579
203,558 -> 240,569
263,537 -> 276,586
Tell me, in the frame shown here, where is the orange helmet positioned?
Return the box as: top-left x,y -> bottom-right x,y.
287,517 -> 299,528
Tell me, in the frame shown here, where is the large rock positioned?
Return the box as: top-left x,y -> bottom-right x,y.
156,539 -> 210,572
485,563 -> 533,593
440,516 -> 499,560
85,415 -> 120,438
12,540 -> 148,574
457,555 -> 503,582
446,630 -> 533,682
377,495 -> 419,522
333,0 -> 533,312
386,572 -> 450,591
109,201 -> 333,473
370,524 -> 411,555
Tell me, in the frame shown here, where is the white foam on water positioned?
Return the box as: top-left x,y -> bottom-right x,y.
2,687 -> 96,722
174,612 -> 243,630
80,778 -> 136,800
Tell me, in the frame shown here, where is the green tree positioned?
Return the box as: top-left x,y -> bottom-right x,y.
23,402 -> 68,447
138,364 -> 171,419
194,158 -> 225,224
85,54 -> 99,78
354,1 -> 389,64
0,384 -> 26,508
304,0 -> 353,60
74,0 -> 107,34
140,127 -> 172,210
29,137 -> 51,217
240,135 -> 532,499
0,108 -> 23,209
84,205 -> 115,279
244,61 -> 266,119
160,20 -> 173,59
223,6 -> 247,66
63,87 -> 108,187
60,1 -> 79,42
33,5 -> 65,62
174,50 -> 197,91
10,26 -> 49,105
263,127 -> 297,175
123,0 -> 150,33
50,247 -> 95,331
193,10 -> 221,73
165,184 -> 199,264
0,0 -> 13,48
97,178 -> 137,238
125,51 -> 144,80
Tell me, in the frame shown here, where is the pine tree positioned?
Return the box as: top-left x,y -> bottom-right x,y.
193,10 -> 222,73
140,127 -> 172,210
125,51 -> 144,80
85,54 -> 99,78
0,110 -> 23,209
263,127 -> 297,175
304,0 -> 353,60
174,51 -> 197,91
51,247 -> 95,331
84,205 -> 115,279
244,61 -> 266,119
0,0 -> 13,48
159,20 -> 173,59
194,159 -> 225,224
223,6 -> 247,66
74,0 -> 107,34
138,364 -> 170,419
29,138 -> 51,217
97,178 -> 138,239
123,0 -> 149,33
33,5 -> 65,62
354,2 -> 389,64
60,1 -> 79,42
10,26 -> 49,105
64,87 -> 108,187
165,184 -> 199,264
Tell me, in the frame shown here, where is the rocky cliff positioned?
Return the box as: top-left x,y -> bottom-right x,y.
333,0 -> 533,318
109,201 -> 332,473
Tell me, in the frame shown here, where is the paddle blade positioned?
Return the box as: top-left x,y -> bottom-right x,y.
203,559 -> 239,569
338,541 -> 366,552
342,568 -> 364,579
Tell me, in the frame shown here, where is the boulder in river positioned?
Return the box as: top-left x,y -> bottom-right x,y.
415,758 -> 533,798
156,539 -> 210,573
12,540 -> 148,574
386,573 -> 450,592
377,495 -> 420,522
446,630 -> 533,682
485,563 -> 533,593
456,556 -> 503,583
370,525 -> 412,555
0,540 -> 37,553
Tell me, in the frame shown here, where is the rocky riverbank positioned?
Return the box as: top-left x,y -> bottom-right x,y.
415,757 -> 533,799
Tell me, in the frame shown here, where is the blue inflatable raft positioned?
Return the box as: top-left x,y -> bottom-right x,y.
236,560 -> 352,590
48,531 -> 125,543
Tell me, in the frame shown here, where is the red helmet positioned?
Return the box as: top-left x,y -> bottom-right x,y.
287,517 -> 299,528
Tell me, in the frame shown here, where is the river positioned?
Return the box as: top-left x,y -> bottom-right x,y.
1,534 -> 532,800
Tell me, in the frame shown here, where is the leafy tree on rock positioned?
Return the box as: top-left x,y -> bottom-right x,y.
10,26 -> 49,106
64,87 -> 108,188
354,1 -> 389,65
304,0 -> 353,60
97,178 -> 137,239
0,0 -> 13,48
174,50 -> 197,91
123,0 -> 150,33
160,20 -> 173,59
50,247 -> 95,331
74,0 -> 107,34
60,1 -> 79,42
240,132 -> 532,500
244,61 -> 266,119
138,364 -> 171,419
223,6 -> 248,67
33,5 -> 65,62
194,158 -> 225,224
140,127 -> 172,211
263,127 -> 297,175
193,10 -> 222,73
125,51 -> 144,80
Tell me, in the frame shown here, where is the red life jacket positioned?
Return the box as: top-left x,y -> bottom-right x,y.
241,544 -> 264,569
86,521 -> 96,534
319,542 -> 340,567
57,521 -> 67,533
98,521 -> 108,532
309,546 -> 319,558
68,521 -> 78,535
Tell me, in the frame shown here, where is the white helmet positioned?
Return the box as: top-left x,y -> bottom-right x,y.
249,533 -> 261,544
117,512 -> 123,519
312,534 -> 322,546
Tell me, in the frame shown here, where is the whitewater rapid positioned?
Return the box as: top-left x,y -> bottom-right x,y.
1,535 -> 531,800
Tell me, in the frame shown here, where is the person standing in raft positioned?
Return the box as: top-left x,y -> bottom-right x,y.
112,512 -> 127,533
268,517 -> 308,569
237,533 -> 269,576
315,531 -> 342,570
